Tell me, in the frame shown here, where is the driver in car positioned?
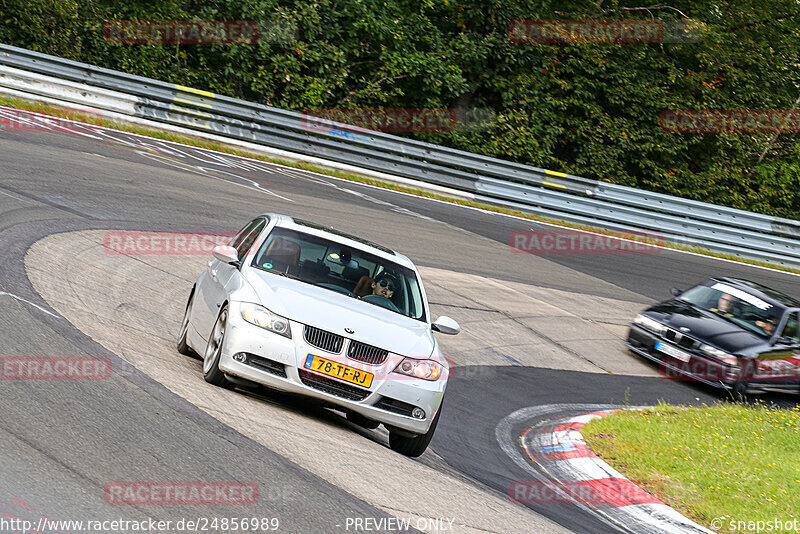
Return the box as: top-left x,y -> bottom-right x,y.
755,316 -> 777,337
371,272 -> 399,299
361,272 -> 402,313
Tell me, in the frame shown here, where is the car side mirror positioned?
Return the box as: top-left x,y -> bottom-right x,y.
212,245 -> 239,265
670,287 -> 683,297
432,316 -> 460,335
777,336 -> 797,346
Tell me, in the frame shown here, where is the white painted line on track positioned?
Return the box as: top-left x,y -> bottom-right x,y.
496,404 -> 629,532
0,189 -> 31,203
0,291 -> 59,318
546,457 -> 626,482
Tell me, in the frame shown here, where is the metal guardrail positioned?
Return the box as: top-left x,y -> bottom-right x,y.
2,42 -> 799,267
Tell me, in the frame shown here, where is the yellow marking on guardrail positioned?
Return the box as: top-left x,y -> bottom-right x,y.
168,105 -> 212,118
545,169 -> 567,178
175,85 -> 215,98
171,118 -> 213,130
174,97 -> 212,109
542,182 -> 567,189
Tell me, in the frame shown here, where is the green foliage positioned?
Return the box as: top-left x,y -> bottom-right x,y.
583,403 -> 800,530
2,0 -> 799,218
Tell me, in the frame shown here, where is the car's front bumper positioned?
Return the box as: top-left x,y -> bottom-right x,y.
626,324 -> 740,389
217,302 -> 445,435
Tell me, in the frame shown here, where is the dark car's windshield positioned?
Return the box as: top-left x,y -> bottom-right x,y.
251,227 -> 426,321
678,281 -> 781,338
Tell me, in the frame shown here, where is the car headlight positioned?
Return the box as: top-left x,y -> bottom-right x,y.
394,358 -> 443,381
240,303 -> 291,338
633,314 -> 666,335
700,344 -> 738,366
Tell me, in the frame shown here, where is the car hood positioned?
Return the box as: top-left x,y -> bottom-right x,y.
646,300 -> 765,353
243,269 -> 435,358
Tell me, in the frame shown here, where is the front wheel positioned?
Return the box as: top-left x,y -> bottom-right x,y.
203,306 -> 233,389
389,406 -> 441,457
177,288 -> 199,358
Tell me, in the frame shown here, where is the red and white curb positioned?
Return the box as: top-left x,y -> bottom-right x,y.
515,409 -> 713,534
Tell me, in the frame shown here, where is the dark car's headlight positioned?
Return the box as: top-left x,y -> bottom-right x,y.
633,314 -> 666,336
700,344 -> 738,366
241,304 -> 291,338
394,358 -> 443,381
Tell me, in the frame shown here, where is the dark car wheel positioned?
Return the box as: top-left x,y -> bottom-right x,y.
177,288 -> 200,358
203,306 -> 234,389
732,381 -> 749,402
389,406 -> 441,458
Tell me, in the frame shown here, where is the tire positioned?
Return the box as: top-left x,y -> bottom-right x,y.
732,381 -> 749,403
177,288 -> 199,358
389,405 -> 441,457
203,306 -> 234,389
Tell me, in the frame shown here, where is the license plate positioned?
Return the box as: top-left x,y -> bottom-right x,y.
303,354 -> 374,388
655,341 -> 691,362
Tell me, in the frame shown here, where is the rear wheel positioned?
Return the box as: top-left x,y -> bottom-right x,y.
177,288 -> 199,358
203,306 -> 233,389
389,406 -> 441,457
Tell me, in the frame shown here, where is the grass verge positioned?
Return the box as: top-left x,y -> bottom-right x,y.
1,94 -> 798,275
583,403 -> 800,533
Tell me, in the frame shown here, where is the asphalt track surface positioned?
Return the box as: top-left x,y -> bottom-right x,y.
1,109 -> 798,533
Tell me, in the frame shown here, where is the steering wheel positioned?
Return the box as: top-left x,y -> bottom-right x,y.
361,294 -> 401,312
318,283 -> 356,297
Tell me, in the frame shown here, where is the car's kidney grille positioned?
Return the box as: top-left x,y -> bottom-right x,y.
666,329 -> 696,349
304,325 -> 344,353
298,369 -> 370,401
347,341 -> 388,365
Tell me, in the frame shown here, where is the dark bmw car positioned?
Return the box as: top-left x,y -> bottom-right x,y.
627,277 -> 800,396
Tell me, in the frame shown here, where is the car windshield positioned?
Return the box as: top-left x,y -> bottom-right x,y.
251,227 -> 426,321
678,281 -> 781,338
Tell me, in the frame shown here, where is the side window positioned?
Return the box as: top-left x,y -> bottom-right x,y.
781,312 -> 799,342
230,219 -> 261,250
235,220 -> 266,258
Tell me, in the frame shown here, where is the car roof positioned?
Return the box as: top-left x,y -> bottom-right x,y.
715,277 -> 800,309
260,213 -> 415,268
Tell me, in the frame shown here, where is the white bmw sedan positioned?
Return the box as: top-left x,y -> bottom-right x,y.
177,214 -> 460,456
